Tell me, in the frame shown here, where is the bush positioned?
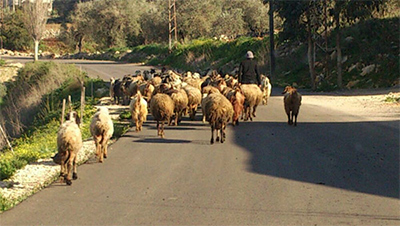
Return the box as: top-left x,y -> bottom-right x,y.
0,10 -> 32,51
1,61 -> 85,137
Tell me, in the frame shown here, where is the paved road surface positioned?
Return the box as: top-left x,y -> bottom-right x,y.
0,56 -> 399,225
1,55 -> 157,80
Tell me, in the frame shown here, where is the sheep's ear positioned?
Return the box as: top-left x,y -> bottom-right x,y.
74,113 -> 81,126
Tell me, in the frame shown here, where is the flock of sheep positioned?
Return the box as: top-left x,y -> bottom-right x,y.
110,69 -> 302,142
54,68 -> 302,185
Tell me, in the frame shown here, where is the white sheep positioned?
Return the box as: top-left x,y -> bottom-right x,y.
55,111 -> 82,185
90,107 -> 114,163
149,93 -> 175,138
240,84 -> 263,121
201,92 -> 233,144
129,92 -> 148,132
282,86 -> 302,126
261,75 -> 272,105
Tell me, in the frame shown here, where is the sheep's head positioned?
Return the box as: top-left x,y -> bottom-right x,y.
66,111 -> 81,126
282,86 -> 296,94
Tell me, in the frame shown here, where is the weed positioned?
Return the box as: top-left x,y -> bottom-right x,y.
384,93 -> 400,103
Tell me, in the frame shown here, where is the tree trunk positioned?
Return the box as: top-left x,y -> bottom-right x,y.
335,13 -> 343,89
34,39 -> 39,62
78,36 -> 83,53
269,0 -> 275,79
308,35 -> 316,90
306,14 -> 316,91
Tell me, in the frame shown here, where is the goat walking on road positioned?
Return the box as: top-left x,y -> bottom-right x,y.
282,86 -> 302,126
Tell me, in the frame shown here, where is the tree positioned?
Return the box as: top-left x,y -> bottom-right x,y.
22,0 -> 50,61
0,10 -> 32,51
275,1 -> 320,90
70,1 -> 95,53
71,0 -> 144,50
330,0 -> 385,89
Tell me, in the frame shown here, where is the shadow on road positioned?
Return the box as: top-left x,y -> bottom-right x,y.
233,120 -> 399,199
134,138 -> 192,144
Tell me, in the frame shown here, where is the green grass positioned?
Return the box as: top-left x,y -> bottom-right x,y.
384,93 -> 400,103
0,62 -> 111,181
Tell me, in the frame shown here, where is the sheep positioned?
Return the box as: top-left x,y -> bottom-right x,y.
90,107 -> 114,163
142,82 -> 155,103
240,84 -> 263,121
149,76 -> 162,87
129,92 -> 148,132
261,75 -> 272,105
183,85 -> 202,120
183,77 -> 203,91
224,87 -> 245,126
55,111 -> 82,185
163,87 -> 188,126
201,92 -> 233,144
225,75 -> 239,89
149,93 -> 175,138
110,77 -> 123,104
201,85 -> 221,123
282,86 -> 302,126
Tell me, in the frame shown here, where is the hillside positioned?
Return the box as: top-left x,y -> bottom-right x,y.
58,17 -> 399,91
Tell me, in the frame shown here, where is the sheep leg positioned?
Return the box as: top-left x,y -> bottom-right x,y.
135,118 -> 140,132
65,153 -> 74,185
72,155 -> 78,180
286,111 -> 292,125
243,106 -> 249,121
210,126 -> 215,144
103,141 -> 108,159
294,113 -> 298,126
252,105 -> 258,118
220,128 -> 225,143
174,113 -> 179,126
157,121 -> 161,137
138,118 -> 142,131
161,121 -> 165,138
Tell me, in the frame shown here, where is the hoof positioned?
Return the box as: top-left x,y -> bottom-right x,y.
66,180 -> 72,185
210,139 -> 214,145
216,137 -> 220,142
104,154 -> 107,158
73,173 -> 78,180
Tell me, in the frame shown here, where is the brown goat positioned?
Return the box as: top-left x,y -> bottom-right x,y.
225,87 -> 245,126
282,86 -> 302,126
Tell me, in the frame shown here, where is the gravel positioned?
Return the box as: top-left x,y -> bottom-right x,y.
0,141 -> 96,208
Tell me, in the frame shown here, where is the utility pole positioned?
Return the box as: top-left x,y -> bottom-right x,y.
168,0 -> 177,52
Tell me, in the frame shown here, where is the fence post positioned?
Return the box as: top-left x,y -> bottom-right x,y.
80,81 -> 85,128
61,99 -> 66,124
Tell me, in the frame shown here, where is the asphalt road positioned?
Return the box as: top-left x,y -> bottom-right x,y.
1,55 -> 157,80
0,57 -> 399,225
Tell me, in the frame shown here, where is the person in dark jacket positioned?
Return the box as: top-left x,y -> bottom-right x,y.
238,51 -> 261,86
